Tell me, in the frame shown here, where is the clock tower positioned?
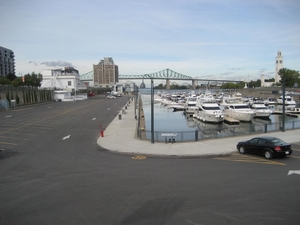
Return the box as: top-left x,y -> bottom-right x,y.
275,50 -> 283,83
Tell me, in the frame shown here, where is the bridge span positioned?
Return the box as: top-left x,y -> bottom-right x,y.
80,68 -> 243,89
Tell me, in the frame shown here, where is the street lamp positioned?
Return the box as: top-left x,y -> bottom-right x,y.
282,76 -> 285,132
145,74 -> 154,143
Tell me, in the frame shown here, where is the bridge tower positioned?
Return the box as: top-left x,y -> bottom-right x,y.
192,80 -> 197,90
166,79 -> 170,90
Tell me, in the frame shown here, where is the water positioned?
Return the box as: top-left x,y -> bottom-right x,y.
139,89 -> 300,141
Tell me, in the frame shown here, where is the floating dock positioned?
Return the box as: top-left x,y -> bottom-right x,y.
272,108 -> 300,118
223,116 -> 240,124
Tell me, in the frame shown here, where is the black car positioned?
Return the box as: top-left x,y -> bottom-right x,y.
236,136 -> 293,159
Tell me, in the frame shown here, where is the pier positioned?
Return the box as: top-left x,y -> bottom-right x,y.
223,116 -> 240,124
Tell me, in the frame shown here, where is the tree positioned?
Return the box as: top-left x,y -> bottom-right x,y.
278,68 -> 300,88
23,72 -> 43,87
0,76 -> 11,85
6,73 -> 17,81
11,77 -> 23,87
248,79 -> 261,88
221,82 -> 244,89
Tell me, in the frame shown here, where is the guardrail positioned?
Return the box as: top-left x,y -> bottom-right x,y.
138,120 -> 300,142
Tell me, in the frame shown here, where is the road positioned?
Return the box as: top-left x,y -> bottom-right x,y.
1,96 -> 300,225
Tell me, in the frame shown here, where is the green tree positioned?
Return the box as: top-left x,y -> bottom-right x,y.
23,72 -> 43,87
248,79 -> 261,88
11,77 -> 23,87
221,82 -> 244,89
6,73 -> 17,81
154,83 -> 165,89
0,76 -> 11,85
278,68 -> 300,88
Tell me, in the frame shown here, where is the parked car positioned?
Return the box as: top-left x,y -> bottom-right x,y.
88,92 -> 95,97
107,95 -> 116,99
236,136 -> 293,159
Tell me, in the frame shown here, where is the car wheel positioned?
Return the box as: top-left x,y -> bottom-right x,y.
238,146 -> 246,154
264,150 -> 273,159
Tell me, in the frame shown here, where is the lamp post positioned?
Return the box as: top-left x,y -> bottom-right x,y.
145,74 -> 154,143
134,83 -> 138,120
150,78 -> 154,143
282,76 -> 285,132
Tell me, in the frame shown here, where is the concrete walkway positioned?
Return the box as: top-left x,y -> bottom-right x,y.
97,103 -> 300,157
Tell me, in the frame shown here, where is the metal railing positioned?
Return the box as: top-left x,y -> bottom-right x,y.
137,120 -> 300,142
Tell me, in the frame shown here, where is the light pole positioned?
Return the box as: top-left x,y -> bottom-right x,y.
150,77 -> 154,143
145,74 -> 154,143
282,76 -> 285,132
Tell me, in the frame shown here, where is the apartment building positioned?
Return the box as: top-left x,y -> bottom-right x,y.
93,57 -> 119,87
0,46 -> 15,77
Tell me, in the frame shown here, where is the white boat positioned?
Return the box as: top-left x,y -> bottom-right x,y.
195,93 -> 224,123
223,101 -> 256,122
264,97 -> 276,105
172,104 -> 185,111
196,101 -> 224,123
183,96 -> 198,116
277,95 -> 296,105
250,102 -> 273,119
171,99 -> 186,111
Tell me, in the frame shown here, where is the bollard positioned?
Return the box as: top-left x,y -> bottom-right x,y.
264,124 -> 267,133
118,114 -> 122,120
100,130 -> 104,137
125,105 -> 127,110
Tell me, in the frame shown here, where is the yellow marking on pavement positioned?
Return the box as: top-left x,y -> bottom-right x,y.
0,136 -> 28,140
214,153 -> 286,166
4,132 -> 37,136
132,155 -> 146,160
0,141 -> 17,146
0,101 -> 97,135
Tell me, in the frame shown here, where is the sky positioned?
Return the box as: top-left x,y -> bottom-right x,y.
1,0 -> 300,84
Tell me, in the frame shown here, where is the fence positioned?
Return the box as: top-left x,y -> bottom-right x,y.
138,120 -> 300,142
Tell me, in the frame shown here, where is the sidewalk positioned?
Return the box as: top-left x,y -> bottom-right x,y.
97,104 -> 300,158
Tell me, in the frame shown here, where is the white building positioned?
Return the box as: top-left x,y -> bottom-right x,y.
261,50 -> 283,87
40,67 -> 86,91
260,74 -> 273,87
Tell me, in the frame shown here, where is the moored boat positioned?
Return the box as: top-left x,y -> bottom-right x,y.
223,102 -> 256,122
250,102 -> 273,119
195,93 -> 224,123
196,101 -> 224,123
183,96 -> 198,116
277,95 -> 296,105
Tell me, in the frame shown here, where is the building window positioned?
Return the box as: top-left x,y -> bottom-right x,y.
68,81 -> 72,86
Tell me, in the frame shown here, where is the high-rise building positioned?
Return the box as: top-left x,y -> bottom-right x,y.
0,46 -> 15,77
275,50 -> 283,83
93,57 -> 119,87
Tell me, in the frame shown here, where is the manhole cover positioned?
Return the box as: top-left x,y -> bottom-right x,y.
132,155 -> 146,160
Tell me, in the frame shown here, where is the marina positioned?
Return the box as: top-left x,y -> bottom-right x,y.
139,89 -> 300,142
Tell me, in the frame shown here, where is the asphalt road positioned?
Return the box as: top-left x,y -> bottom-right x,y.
1,96 -> 300,225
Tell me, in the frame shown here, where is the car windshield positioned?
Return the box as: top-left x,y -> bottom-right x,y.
272,138 -> 287,145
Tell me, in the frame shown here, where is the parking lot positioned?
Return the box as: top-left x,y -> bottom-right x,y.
1,97 -> 300,225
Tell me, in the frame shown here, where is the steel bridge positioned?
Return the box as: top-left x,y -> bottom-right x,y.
80,68 -> 243,89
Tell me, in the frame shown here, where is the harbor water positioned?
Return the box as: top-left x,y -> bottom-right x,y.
139,89 -> 300,142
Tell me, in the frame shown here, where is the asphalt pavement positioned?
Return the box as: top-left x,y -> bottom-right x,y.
97,101 -> 300,157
